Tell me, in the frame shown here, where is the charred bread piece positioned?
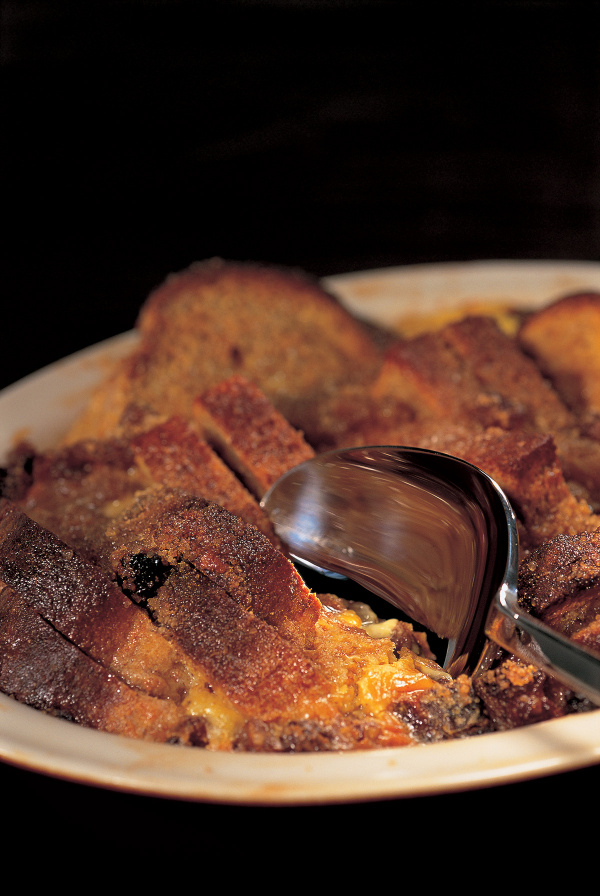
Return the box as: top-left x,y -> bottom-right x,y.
473,528 -> 600,730
0,500 -> 339,749
193,375 -> 314,497
518,292 -> 600,419
0,583 -> 206,745
0,499 -> 194,702
16,438 -> 151,567
517,529 -> 600,653
473,655 -> 577,731
63,258 -> 382,444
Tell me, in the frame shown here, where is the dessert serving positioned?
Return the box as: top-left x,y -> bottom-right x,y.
1,257 -> 600,755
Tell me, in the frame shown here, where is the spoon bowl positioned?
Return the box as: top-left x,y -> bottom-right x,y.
261,446 -> 600,703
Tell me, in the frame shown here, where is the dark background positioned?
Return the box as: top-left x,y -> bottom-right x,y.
2,0 -> 600,865
2,0 -> 600,389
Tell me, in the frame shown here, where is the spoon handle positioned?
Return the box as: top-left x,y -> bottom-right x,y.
486,585 -> 600,705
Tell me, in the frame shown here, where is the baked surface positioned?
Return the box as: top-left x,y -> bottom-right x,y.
1,260 -> 600,750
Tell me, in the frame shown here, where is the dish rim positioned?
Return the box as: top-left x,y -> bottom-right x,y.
2,258 -> 600,804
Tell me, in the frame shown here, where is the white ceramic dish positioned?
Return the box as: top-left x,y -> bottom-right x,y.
2,259 -> 600,804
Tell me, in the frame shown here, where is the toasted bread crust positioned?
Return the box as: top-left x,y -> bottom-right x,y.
64,259 -> 382,444
0,499 -> 193,702
0,584 -> 206,744
106,489 -> 322,647
518,292 -> 600,417
194,375 -> 314,497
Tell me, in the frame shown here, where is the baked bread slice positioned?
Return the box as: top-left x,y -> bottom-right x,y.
193,374 -> 314,497
0,498 -> 196,702
377,425 -> 600,554
17,416 -> 279,558
518,292 -> 600,419
365,314 -> 600,509
473,529 -> 600,729
64,258 -> 383,445
0,583 -> 207,745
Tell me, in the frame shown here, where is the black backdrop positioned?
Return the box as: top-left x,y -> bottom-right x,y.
2,0 -> 600,866
3,0 -> 600,389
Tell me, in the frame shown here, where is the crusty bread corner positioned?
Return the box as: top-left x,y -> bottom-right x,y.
518,291 -> 600,417
63,258 -> 384,445
193,374 -> 315,498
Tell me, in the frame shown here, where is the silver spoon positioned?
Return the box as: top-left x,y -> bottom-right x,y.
261,445 -> 600,705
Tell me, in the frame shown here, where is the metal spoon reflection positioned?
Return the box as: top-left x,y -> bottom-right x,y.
261,446 -> 600,704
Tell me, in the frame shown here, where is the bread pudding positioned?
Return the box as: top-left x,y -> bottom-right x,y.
1,258 -> 600,751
